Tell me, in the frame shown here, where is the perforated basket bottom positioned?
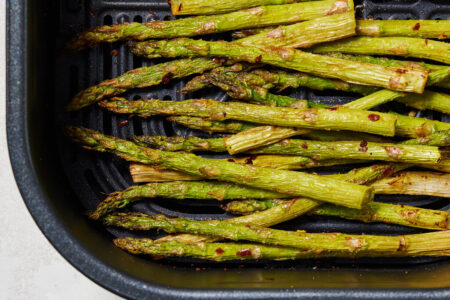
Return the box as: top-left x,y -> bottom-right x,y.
55,0 -> 450,268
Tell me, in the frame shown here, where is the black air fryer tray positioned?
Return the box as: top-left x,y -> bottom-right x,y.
7,0 -> 450,299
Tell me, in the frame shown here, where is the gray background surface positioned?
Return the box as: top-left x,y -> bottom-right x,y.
1,3 -> 120,299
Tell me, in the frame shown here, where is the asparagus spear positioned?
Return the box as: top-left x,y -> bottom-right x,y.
128,38 -> 428,93
198,70 -> 311,108
105,212 -> 445,255
170,0 -> 326,15
224,105 -> 450,154
65,126 -> 374,208
156,163 -> 406,244
66,58 -> 221,111
328,53 -> 450,89
90,181 -> 290,220
311,37 -> 450,65
370,171 -> 450,198
182,67 -> 380,95
132,135 -> 227,152
401,131 -> 450,147
396,91 -> 450,114
237,12 -> 356,48
133,135 -> 441,164
356,20 -> 450,39
130,157 -> 369,183
100,98 -> 398,137
130,157 -> 450,184
130,164 -> 202,182
186,65 -> 450,113
114,233 -> 450,261
133,131 -> 390,152
250,139 -> 440,163
224,200 -> 450,231
67,0 -> 349,51
168,116 -> 256,133
232,20 -> 450,40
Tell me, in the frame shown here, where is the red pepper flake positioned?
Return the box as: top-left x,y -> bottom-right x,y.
212,58 -> 226,64
413,23 -> 420,30
162,72 -> 174,84
236,249 -> 252,257
368,114 -> 380,121
326,106 -> 339,111
215,248 -> 225,255
425,39 -> 429,45
359,140 -> 368,152
118,120 -> 129,128
382,165 -> 395,177
178,3 -> 182,11
301,142 -> 308,149
195,267 -> 201,271
227,158 -> 235,162
245,155 -> 257,165
255,55 -> 262,63
110,49 -> 118,56
438,34 -> 448,40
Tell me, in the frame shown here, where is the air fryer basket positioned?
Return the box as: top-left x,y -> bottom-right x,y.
7,0 -> 450,298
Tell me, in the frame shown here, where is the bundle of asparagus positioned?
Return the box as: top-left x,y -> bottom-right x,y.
64,0 -> 450,264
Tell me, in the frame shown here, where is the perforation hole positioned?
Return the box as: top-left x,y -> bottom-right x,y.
84,169 -> 106,199
69,65 -> 79,98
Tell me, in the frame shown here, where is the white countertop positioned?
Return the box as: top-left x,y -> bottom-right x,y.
0,4 -> 120,299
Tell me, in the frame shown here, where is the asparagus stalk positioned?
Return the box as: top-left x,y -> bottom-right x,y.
395,114 -> 450,138
250,139 -> 440,163
370,171 -> 450,198
66,58 -> 221,111
128,38 -> 428,93
90,181 -> 290,220
133,132 -> 389,152
224,199 -> 286,215
132,135 -> 227,152
328,53 -> 450,89
182,67 -> 380,95
198,70 -> 310,108
224,103 -> 450,154
133,135 -> 441,164
114,233 -> 450,260
156,163 -> 406,244
100,98 -> 398,137
114,238 -> 323,261
232,20 -> 450,40
168,116 -> 256,134
67,0 -> 350,51
224,200 -> 450,231
232,28 -> 275,39
356,20 -> 450,39
65,126 -> 374,208
396,91 -> 450,114
186,65 -> 449,112
130,157 -> 369,183
105,212 -> 445,255
170,0 -> 325,15
130,164 -> 202,182
237,12 -> 356,48
401,131 -> 450,147
311,37 -> 450,65
421,159 -> 450,173
129,158 -> 450,184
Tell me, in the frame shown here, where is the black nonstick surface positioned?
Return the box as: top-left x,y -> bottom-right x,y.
7,0 -> 450,298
